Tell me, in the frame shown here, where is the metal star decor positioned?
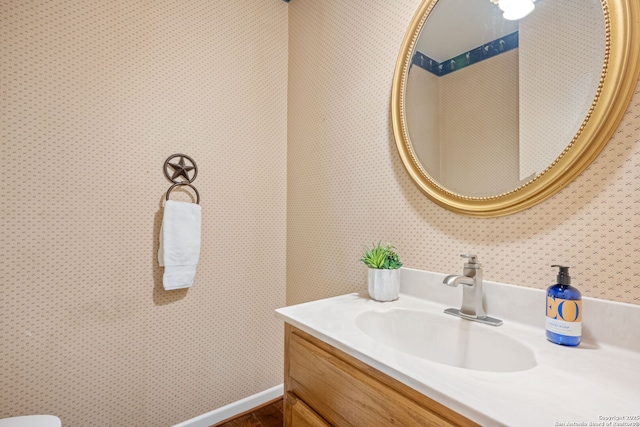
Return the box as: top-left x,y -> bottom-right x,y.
168,156 -> 194,181
163,153 -> 200,204
164,154 -> 198,183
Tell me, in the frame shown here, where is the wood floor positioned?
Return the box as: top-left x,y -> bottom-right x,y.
212,398 -> 283,427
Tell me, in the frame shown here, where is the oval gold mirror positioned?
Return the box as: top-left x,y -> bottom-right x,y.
392,0 -> 639,217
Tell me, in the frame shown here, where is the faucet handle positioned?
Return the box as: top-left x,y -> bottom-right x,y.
460,254 -> 478,264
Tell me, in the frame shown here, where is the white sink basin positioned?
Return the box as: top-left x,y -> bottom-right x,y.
355,308 -> 537,372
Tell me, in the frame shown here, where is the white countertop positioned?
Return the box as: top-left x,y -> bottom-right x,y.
275,268 -> 640,427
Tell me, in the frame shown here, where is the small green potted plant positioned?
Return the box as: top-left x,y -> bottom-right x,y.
360,242 -> 402,301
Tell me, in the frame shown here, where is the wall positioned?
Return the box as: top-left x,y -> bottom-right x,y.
519,0 -> 605,180
439,50 -> 520,197
405,51 -> 521,197
405,65 -> 440,178
0,1 -> 287,426
287,0 -> 640,306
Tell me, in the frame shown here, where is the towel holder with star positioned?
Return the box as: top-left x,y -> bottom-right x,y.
164,154 -> 200,204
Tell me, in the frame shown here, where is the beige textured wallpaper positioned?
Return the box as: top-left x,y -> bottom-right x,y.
406,51 -> 521,197
287,0 -> 640,306
519,0 -> 605,180
1,1 -> 287,426
439,51 -> 520,197
406,65 -> 440,178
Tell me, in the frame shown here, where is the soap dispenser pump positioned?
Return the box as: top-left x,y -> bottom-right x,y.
545,265 -> 582,346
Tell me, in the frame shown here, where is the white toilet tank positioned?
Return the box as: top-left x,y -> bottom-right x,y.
0,415 -> 61,427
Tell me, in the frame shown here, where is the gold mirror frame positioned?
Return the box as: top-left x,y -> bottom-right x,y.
392,0 -> 640,217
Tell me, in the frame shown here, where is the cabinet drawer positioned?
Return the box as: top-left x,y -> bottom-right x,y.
287,391 -> 332,427
288,331 -> 462,427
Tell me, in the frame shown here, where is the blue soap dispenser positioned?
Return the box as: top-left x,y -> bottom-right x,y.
545,265 -> 582,346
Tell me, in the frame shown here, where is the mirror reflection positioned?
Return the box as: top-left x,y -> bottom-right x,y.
404,0 -> 605,197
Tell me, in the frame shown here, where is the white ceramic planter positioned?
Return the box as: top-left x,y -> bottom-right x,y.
367,268 -> 400,302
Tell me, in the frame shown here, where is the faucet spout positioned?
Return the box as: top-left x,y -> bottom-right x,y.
443,274 -> 474,287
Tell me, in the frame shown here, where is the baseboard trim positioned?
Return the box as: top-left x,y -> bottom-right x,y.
172,384 -> 284,427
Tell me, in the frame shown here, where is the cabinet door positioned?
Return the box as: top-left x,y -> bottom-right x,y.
287,392 -> 332,427
288,332 -> 460,427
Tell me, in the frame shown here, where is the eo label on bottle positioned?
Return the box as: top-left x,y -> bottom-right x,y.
546,296 -> 582,337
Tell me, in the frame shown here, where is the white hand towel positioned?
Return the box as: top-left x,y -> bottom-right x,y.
158,200 -> 201,290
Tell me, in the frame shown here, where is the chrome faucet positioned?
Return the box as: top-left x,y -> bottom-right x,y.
443,254 -> 502,326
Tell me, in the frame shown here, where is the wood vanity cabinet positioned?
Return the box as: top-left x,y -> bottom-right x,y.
284,324 -> 479,427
